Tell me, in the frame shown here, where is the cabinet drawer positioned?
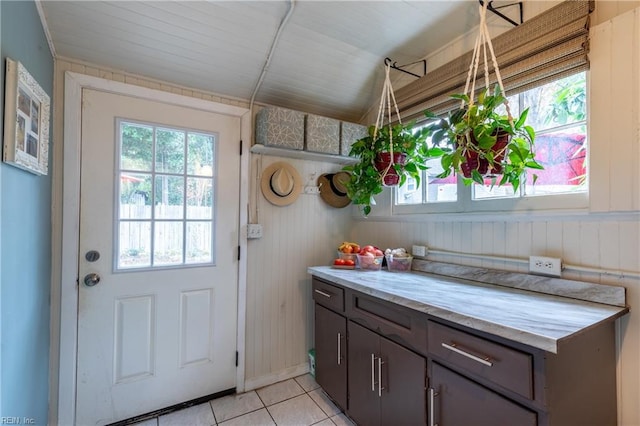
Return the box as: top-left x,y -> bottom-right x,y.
347,290 -> 427,356
312,278 -> 344,313
427,321 -> 533,400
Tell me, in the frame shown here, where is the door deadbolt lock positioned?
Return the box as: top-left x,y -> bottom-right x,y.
83,273 -> 101,287
85,250 -> 100,262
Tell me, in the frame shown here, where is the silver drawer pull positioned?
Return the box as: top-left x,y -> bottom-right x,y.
442,342 -> 493,367
314,289 -> 332,298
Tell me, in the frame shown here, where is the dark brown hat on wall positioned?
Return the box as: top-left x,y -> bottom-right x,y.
318,172 -> 351,208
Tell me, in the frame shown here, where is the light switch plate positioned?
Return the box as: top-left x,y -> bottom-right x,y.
247,224 -> 263,239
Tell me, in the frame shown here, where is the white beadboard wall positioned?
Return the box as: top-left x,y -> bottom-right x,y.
244,155 -> 354,389
352,8 -> 640,426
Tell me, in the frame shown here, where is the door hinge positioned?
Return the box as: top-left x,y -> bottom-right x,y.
240,140 -> 243,155
236,351 -> 239,367
237,245 -> 241,261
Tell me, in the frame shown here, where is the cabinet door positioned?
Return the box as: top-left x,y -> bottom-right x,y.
315,304 -> 347,410
380,337 -> 427,426
430,362 -> 537,426
347,321 -> 381,426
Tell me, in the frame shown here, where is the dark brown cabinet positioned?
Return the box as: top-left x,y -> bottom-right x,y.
314,304 -> 347,410
347,321 -> 426,426
312,274 -> 621,426
430,362 -> 537,426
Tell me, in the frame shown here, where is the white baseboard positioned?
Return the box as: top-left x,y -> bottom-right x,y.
243,363 -> 310,391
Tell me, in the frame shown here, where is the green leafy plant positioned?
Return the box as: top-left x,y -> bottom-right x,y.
426,85 -> 543,192
342,122 -> 443,216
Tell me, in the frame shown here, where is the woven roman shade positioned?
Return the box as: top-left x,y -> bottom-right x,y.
395,0 -> 595,122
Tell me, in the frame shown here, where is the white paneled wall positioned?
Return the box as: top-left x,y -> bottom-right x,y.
244,155 -> 354,388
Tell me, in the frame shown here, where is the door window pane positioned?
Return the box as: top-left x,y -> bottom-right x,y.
187,133 -> 215,176
118,221 -> 151,268
116,120 -> 216,270
154,221 -> 184,266
156,128 -> 185,174
155,175 -> 185,219
186,222 -> 212,264
119,173 -> 152,219
187,177 -> 213,219
120,122 -> 153,171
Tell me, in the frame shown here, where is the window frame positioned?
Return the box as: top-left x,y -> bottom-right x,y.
114,118 -> 218,272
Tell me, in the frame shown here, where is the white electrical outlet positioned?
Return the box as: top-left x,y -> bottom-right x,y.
412,245 -> 427,257
529,256 -> 562,277
247,224 -> 263,239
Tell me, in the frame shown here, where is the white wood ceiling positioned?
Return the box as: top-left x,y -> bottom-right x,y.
40,1 -> 479,122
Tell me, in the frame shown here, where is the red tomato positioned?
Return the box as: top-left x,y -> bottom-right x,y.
374,249 -> 384,257
344,259 -> 355,266
334,258 -> 346,266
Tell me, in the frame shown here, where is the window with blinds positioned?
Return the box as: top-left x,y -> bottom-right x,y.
393,0 -> 592,214
395,0 -> 594,123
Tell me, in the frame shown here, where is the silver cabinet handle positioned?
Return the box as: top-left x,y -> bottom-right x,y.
441,342 -> 493,367
371,354 -> 376,391
378,357 -> 385,397
428,388 -> 439,426
337,333 -> 342,365
314,289 -> 332,298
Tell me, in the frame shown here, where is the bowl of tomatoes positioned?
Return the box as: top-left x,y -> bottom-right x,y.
333,258 -> 356,269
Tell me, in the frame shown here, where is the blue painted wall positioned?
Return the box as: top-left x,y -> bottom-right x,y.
0,1 -> 53,424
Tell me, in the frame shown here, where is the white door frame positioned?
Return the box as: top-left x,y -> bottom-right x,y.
55,72 -> 250,426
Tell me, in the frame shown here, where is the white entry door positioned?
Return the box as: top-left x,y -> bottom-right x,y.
76,89 -> 240,425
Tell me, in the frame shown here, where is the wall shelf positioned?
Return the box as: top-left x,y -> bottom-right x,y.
250,144 -> 358,164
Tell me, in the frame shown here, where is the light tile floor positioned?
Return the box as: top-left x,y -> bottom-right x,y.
134,374 -> 356,426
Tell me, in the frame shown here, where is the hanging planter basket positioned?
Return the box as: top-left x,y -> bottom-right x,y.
459,131 -> 509,178
425,1 -> 543,190
342,63 -> 438,216
374,152 -> 407,186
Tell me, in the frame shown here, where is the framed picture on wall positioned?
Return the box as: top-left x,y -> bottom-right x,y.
3,58 -> 50,175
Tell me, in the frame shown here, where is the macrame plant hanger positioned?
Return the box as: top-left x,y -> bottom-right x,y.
373,62 -> 403,184
464,1 -> 514,128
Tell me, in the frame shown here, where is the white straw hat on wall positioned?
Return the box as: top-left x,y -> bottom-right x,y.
260,161 -> 302,206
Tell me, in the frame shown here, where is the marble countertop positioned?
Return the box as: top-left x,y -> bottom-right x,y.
308,266 -> 629,354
